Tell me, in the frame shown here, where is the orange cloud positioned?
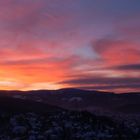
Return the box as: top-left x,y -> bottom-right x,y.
0,0 -> 139,92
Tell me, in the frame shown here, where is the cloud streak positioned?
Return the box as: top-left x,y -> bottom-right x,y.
0,0 -> 139,92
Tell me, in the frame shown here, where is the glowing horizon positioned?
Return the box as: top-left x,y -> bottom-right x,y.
0,0 -> 140,92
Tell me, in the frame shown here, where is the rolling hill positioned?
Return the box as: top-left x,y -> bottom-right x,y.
0,88 -> 140,116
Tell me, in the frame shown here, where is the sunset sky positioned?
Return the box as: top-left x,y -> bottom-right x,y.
0,0 -> 140,92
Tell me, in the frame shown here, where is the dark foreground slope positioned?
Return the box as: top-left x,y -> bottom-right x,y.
0,94 -> 140,140
0,95 -> 61,114
1,88 -> 139,115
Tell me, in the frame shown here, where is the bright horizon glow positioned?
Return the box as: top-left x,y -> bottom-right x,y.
0,0 -> 140,92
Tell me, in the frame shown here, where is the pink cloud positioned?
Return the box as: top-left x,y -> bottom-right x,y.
93,38 -> 140,66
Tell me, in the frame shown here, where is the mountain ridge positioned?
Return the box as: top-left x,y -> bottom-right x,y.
0,88 -> 139,116
1,88 -> 139,95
